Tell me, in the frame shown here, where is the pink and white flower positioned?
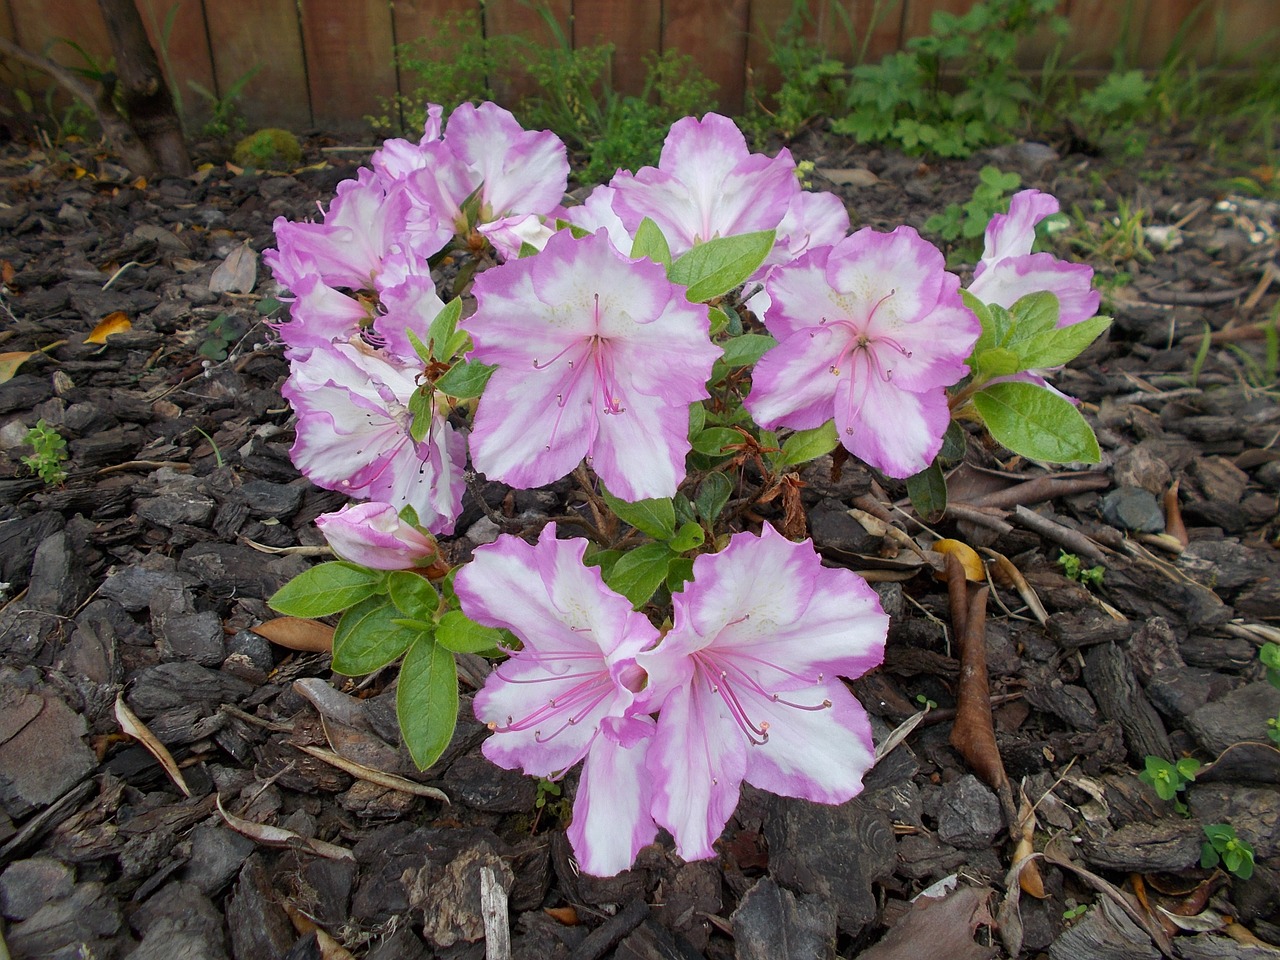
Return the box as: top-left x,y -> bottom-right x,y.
456,525 -> 661,876
967,189 -> 1100,326
638,524 -> 887,862
266,168 -> 448,292
282,342 -> 466,534
395,102 -> 570,244
462,229 -> 721,501
610,113 -> 800,258
314,502 -> 439,569
746,226 -> 980,478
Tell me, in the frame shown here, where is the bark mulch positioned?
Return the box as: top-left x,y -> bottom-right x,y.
0,129 -> 1277,960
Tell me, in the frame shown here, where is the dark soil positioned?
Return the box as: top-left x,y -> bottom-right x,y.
0,127 -> 1278,960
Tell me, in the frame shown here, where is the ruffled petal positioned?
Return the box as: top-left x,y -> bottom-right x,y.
979,189 -> 1059,267
589,390 -> 690,501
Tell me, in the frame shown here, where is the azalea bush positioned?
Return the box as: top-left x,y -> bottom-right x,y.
264,100 -> 1108,876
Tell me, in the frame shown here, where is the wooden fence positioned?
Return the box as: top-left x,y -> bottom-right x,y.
3,0 -> 1278,134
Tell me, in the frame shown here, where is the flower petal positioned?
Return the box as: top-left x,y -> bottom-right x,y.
979,189 -> 1059,267
743,681 -> 875,804
567,726 -> 658,876
836,372 -> 950,478
967,254 -> 1100,326
744,326 -> 843,431
646,678 -> 747,862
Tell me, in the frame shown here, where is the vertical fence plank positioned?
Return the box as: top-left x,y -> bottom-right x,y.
203,0 -> 309,130
9,0 -> 111,69
1202,0 -> 1280,64
484,0 -> 571,104
298,0 -> 396,133
135,0 -> 216,131
1065,0 -> 1139,71
573,1 -> 662,97
664,0 -> 751,112
0,0 -> 35,121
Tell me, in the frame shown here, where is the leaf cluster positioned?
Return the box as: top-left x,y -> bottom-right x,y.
1139,754 -> 1200,816
1201,823 -> 1255,880
832,0 -> 1065,157
21,419 -> 69,486
923,165 -> 1022,257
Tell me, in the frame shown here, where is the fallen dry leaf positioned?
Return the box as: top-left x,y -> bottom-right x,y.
932,539 -> 984,581
859,887 -> 997,960
0,340 -> 66,384
115,693 -> 192,797
215,794 -> 354,861
251,617 -> 334,653
85,311 -> 132,344
949,584 -> 1008,793
210,240 -> 257,294
292,743 -> 449,803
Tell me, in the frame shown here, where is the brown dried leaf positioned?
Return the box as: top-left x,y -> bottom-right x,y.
544,906 -> 579,926
215,794 -> 355,861
980,549 -> 1048,625
85,311 -> 132,344
209,240 -> 257,294
251,617 -> 334,653
949,586 -> 1008,792
858,887 -> 998,960
292,744 -> 449,803
0,351 -> 36,383
115,693 -> 192,798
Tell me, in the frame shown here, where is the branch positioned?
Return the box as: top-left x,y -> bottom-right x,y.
0,35 -> 157,177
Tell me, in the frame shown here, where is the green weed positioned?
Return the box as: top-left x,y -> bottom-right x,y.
1139,754 -> 1199,816
21,420 -> 69,486
1201,824 -> 1255,880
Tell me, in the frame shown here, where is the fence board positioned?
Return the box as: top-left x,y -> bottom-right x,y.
484,0 -> 571,102
299,0 -> 396,132
664,0 -> 752,111
203,0 -> 309,130
9,0 -> 110,70
573,0 -> 662,96
136,0 -> 216,130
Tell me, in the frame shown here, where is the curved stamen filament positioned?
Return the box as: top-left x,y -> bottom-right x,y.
490,672 -> 613,736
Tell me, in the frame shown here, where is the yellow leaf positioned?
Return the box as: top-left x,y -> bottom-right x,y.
0,351 -> 36,384
131,176 -> 147,190
931,539 -> 985,581
85,311 -> 132,344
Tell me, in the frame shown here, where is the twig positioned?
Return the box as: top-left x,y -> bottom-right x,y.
945,502 -> 1015,536
966,473 -> 1110,511
1010,505 -> 1108,562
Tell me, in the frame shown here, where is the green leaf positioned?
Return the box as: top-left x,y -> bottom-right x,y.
695,472 -> 733,524
435,610 -> 507,654
405,327 -> 435,366
940,420 -> 967,462
905,460 -> 947,521
435,359 -> 496,399
582,548 -> 624,579
630,217 -> 672,268
688,401 -> 706,437
972,381 -> 1101,464
666,556 -> 695,593
426,297 -> 463,361
973,346 -> 1022,379
1009,291 -> 1060,335
719,333 -> 776,367
386,570 -> 438,618
407,387 -> 434,444
331,596 -> 419,675
669,230 -> 776,303
268,562 -> 381,618
708,307 -> 732,336
1020,316 -> 1112,370
691,427 -> 741,457
666,521 -> 705,553
517,241 -> 541,258
603,543 -> 676,608
397,637 -> 458,770
776,421 -> 839,467
599,488 -> 677,540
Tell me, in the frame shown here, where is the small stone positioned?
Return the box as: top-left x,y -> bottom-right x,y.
937,775 -> 1002,849
136,492 -> 217,528
466,516 -> 501,546
6,881 -> 121,959
157,611 -> 226,666
1099,486 -> 1165,533
130,881 -> 227,960
442,753 -> 538,813
0,681 -> 96,818
100,565 -> 194,613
